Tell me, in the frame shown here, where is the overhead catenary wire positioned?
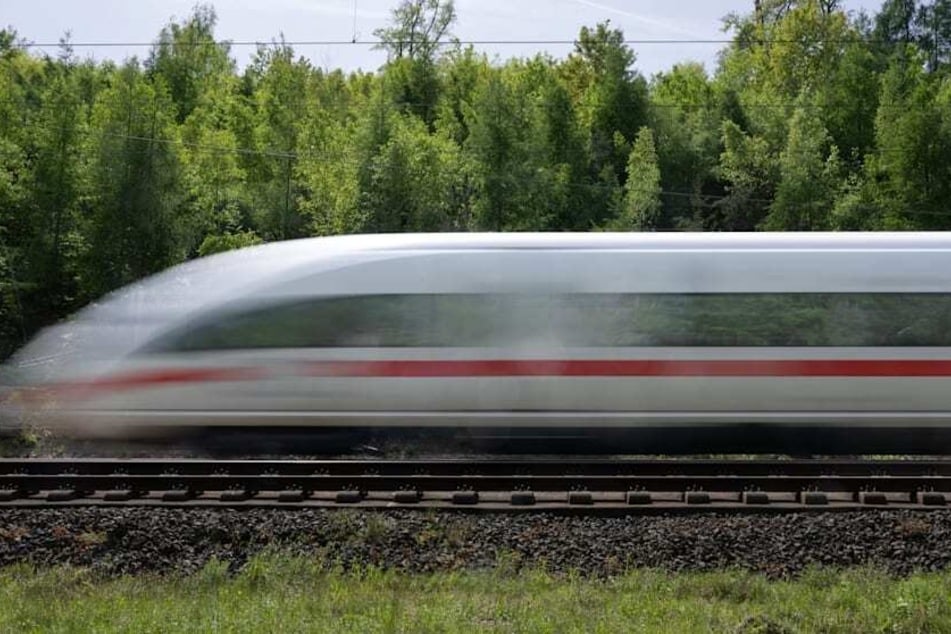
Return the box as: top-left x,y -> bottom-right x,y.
15,37 -> 928,49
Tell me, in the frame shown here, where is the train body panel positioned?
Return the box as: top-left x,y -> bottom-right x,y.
8,232 -> 951,453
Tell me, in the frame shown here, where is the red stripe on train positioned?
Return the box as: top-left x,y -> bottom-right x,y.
30,359 -> 951,402
298,359 -> 951,378
38,367 -> 266,401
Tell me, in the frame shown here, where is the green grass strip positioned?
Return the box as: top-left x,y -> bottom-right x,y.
2,554 -> 950,633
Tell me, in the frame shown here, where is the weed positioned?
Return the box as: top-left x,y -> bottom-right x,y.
75,531 -> 107,549
0,525 -> 29,542
898,518 -> 932,539
733,614 -> 793,634
362,513 -> 390,545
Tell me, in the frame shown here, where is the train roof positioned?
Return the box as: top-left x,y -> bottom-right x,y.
237,231 -> 951,254
47,231 -> 951,325
11,231 -> 951,378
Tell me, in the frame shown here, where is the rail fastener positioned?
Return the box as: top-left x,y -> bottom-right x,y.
742,491 -> 770,505
393,490 -> 421,504
0,489 -> 18,501
46,489 -> 84,502
684,491 -> 711,505
857,491 -> 888,505
278,490 -> 310,503
162,490 -> 197,502
103,490 -> 142,502
799,491 -> 829,505
917,491 -> 947,506
626,491 -> 652,505
335,490 -> 363,504
511,491 -> 536,506
220,490 -> 256,502
567,491 -> 593,505
451,490 -> 479,505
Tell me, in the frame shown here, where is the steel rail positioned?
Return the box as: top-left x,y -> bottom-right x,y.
2,458 -> 951,511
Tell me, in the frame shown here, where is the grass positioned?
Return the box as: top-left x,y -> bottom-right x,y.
1,556 -> 951,632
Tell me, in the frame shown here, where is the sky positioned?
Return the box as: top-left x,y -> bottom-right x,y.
4,0 -> 884,77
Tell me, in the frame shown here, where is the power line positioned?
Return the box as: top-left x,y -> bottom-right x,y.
16,37 -> 922,49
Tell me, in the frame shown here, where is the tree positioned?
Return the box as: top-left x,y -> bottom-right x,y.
719,0 -> 857,153
176,55 -> 249,253
380,55 -> 441,128
178,109 -> 249,253
464,73 -> 525,230
916,0 -> 951,71
874,0 -> 919,44
872,0 -> 951,72
374,0 -> 456,63
147,4 -> 234,124
22,49 -> 88,324
562,22 -> 649,183
765,101 -> 841,230
617,127 -> 662,230
649,63 -> 722,228
526,61 -> 589,229
464,68 -> 558,231
197,230 -> 262,256
84,61 -> 181,297
0,36 -> 33,357
246,42 -> 312,240
714,121 -> 777,230
297,115 -> 363,236
361,115 -> 466,231
864,52 -> 951,228
434,47 -> 486,145
815,37 -> 880,157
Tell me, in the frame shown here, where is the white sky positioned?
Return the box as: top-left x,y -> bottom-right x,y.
3,0 -> 884,77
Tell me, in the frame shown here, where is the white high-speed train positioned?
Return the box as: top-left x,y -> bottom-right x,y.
5,232 -> 951,454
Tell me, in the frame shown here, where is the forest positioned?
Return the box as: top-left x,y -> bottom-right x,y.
0,0 -> 950,358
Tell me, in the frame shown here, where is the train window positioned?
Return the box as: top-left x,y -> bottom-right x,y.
145,293 -> 951,350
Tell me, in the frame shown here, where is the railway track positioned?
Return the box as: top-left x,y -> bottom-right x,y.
2,458 -> 951,512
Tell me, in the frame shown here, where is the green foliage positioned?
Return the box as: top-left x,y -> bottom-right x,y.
465,72 -> 535,230
362,114 -> 465,231
246,42 -> 312,241
649,63 -> 721,228
618,127 -> 662,230
4,1 -> 951,358
563,21 -> 649,182
147,4 -> 234,124
83,61 -> 181,297
373,0 -> 456,63
766,100 -> 841,230
714,121 -> 777,230
197,230 -> 263,257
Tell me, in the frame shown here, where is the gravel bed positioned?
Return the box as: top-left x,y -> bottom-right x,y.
1,507 -> 948,579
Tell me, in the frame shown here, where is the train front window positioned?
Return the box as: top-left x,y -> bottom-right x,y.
144,293 -> 951,351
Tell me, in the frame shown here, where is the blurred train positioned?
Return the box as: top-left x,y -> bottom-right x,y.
5,231 -> 951,454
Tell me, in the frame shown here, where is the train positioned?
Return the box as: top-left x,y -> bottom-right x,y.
4,231 -> 951,454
